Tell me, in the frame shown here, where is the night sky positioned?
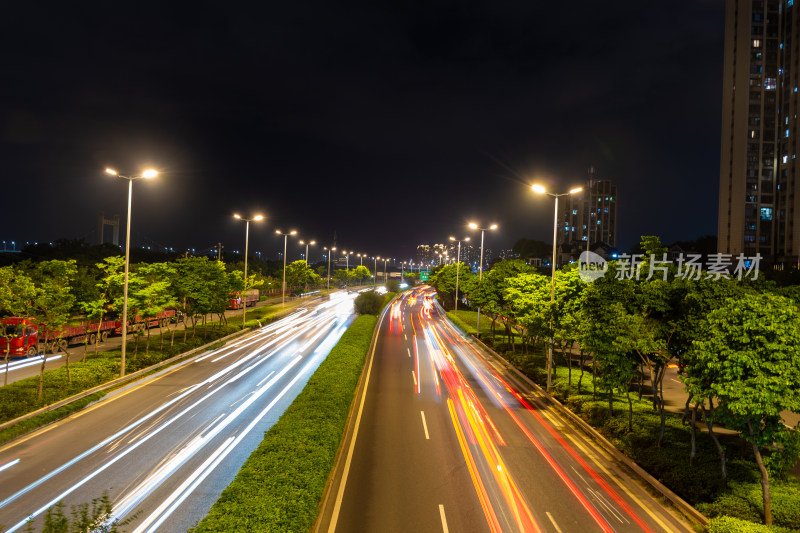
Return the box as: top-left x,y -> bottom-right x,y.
2,1 -> 724,262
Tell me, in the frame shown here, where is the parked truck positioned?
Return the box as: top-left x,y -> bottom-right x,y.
227,289 -> 259,310
113,309 -> 178,335
0,316 -> 117,356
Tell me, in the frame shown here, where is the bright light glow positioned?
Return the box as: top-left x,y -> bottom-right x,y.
254,215 -> 264,221
468,222 -> 478,229
489,224 -> 498,230
142,169 -> 158,178
465,237 -> 470,242
449,236 -> 456,241
290,230 -> 297,235
105,168 -> 118,176
400,282 -> 409,288
275,230 -> 282,234
532,184 -> 546,194
569,187 -> 583,194
233,214 -> 241,219
310,240 -> 315,245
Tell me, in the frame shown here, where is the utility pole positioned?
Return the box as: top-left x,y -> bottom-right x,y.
217,242 -> 224,261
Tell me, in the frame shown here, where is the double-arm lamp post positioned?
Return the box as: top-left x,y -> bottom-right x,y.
324,246 -> 337,289
233,213 -> 264,328
106,167 -> 157,377
532,183 -> 583,392
468,222 -> 497,339
276,229 -> 297,305
449,236 -> 470,313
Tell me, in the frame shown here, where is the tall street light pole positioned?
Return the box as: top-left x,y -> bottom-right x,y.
276,229 -> 297,305
449,236 -> 470,314
105,167 -> 157,377
325,246 -> 336,289
373,256 -> 378,286
234,213 -> 264,328
532,183 -> 583,393
300,240 -> 315,295
468,222 -> 497,340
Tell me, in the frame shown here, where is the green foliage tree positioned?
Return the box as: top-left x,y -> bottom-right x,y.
351,265 -> 371,286
130,262 -> 178,353
690,293 -> 800,525
173,257 -> 228,339
427,262 -> 474,311
30,260 -> 77,396
80,256 -> 125,359
0,266 -> 38,384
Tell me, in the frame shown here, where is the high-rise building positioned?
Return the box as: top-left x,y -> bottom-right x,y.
559,167 -> 618,250
719,0 -> 800,265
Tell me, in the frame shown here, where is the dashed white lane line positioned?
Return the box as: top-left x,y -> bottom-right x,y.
439,504 -> 449,533
407,347 -> 411,357
421,411 -> 430,440
546,512 -> 563,533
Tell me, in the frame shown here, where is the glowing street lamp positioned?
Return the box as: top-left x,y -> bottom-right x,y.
106,167 -> 157,377
449,236 -> 470,314
468,222 -> 498,339
275,229 -> 297,305
299,240 -> 315,294
233,213 -> 264,328
324,246 -> 337,289
532,183 -> 583,392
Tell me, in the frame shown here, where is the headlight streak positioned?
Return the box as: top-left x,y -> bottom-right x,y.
0,355 -> 62,375
429,300 -> 652,533
1,295 -> 358,532
0,458 -> 20,472
111,355 -> 303,523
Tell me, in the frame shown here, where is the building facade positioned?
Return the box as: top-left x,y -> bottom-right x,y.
719,0 -> 800,266
558,167 -> 618,252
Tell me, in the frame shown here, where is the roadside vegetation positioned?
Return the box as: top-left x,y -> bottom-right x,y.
430,236 -> 800,531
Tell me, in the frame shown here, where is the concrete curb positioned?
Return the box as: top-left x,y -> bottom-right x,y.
469,334 -> 709,528
0,327 -> 253,433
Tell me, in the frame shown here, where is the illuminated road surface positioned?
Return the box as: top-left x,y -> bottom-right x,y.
0,292 -> 356,532
323,288 -> 694,533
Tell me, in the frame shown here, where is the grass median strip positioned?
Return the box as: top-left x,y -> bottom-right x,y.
190,313 -> 378,533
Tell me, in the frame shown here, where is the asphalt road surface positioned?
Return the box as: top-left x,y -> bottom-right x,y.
0,291 -> 356,532
320,287 -> 694,533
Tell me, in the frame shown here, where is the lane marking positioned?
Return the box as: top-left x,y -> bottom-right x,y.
421,411 -> 430,440
407,347 -> 411,358
404,333 -> 407,341
546,512 -> 563,533
439,504 -> 449,533
412,371 -> 417,387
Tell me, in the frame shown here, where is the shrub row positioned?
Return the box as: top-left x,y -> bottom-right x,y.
190,314 -> 378,532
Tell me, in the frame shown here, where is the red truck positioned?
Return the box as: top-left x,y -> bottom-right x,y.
227,289 -> 259,310
113,310 -> 178,335
0,316 -> 117,357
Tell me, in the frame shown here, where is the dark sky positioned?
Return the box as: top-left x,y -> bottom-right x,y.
2,0 -> 725,262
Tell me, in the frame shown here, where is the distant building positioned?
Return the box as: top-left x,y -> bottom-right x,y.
718,0 -> 800,267
558,167 -> 618,263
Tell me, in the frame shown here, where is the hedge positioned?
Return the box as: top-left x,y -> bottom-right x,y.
190,314 -> 378,532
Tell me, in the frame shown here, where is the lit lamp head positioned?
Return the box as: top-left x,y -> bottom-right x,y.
142,169 -> 158,179
105,168 -> 118,176
468,222 -> 478,230
569,187 -> 583,194
532,184 -> 546,194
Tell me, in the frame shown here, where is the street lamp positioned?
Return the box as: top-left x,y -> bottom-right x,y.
373,256 -> 378,285
299,240 -> 315,294
468,222 -> 498,340
105,167 -> 157,377
532,183 -> 583,392
324,246 -> 336,289
276,229 -> 297,305
449,236 -> 470,314
233,213 -> 264,328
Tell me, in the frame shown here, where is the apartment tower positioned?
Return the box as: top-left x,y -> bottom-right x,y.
719,0 -> 800,265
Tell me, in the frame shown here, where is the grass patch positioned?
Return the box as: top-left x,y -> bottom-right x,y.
190,314 -> 378,532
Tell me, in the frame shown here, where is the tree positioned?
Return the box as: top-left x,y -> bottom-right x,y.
30,260 -> 77,396
354,290 -> 383,315
130,262 -> 178,353
467,260 -> 534,345
351,265 -> 371,286
690,293 -> 800,525
285,260 -> 316,295
0,266 -> 38,384
427,263 -> 474,311
80,257 -> 125,359
172,257 -> 228,340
